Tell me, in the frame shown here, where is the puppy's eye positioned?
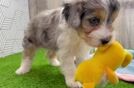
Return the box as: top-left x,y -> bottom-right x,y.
88,17 -> 100,26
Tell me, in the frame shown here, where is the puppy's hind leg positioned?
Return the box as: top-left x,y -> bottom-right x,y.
16,47 -> 36,75
47,50 -> 60,66
16,37 -> 36,75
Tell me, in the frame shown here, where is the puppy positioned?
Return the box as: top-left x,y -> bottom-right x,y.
16,0 -> 120,87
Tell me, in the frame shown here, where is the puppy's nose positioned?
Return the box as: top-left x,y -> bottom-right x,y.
101,37 -> 111,45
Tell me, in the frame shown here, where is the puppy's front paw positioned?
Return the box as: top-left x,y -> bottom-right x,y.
66,79 -> 82,88
15,67 -> 30,75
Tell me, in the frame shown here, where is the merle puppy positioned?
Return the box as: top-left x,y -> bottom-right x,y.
16,0 -> 120,87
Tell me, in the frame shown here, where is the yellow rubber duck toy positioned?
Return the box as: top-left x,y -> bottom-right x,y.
75,41 -> 133,88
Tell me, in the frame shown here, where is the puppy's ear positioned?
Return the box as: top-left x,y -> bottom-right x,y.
107,0 -> 120,23
62,3 -> 81,28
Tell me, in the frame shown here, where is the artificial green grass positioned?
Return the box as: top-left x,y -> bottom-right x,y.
0,49 -> 133,88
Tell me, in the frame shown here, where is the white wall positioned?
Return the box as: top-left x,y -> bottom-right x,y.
0,0 -> 29,57
28,0 -> 62,19
46,0 -> 62,9
115,0 -> 134,49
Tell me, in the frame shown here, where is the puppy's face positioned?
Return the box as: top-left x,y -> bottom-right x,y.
63,0 -> 120,47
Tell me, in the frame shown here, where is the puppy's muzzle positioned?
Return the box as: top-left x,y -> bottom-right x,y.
101,36 -> 112,45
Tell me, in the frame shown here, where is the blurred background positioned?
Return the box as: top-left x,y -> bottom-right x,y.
0,0 -> 134,57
